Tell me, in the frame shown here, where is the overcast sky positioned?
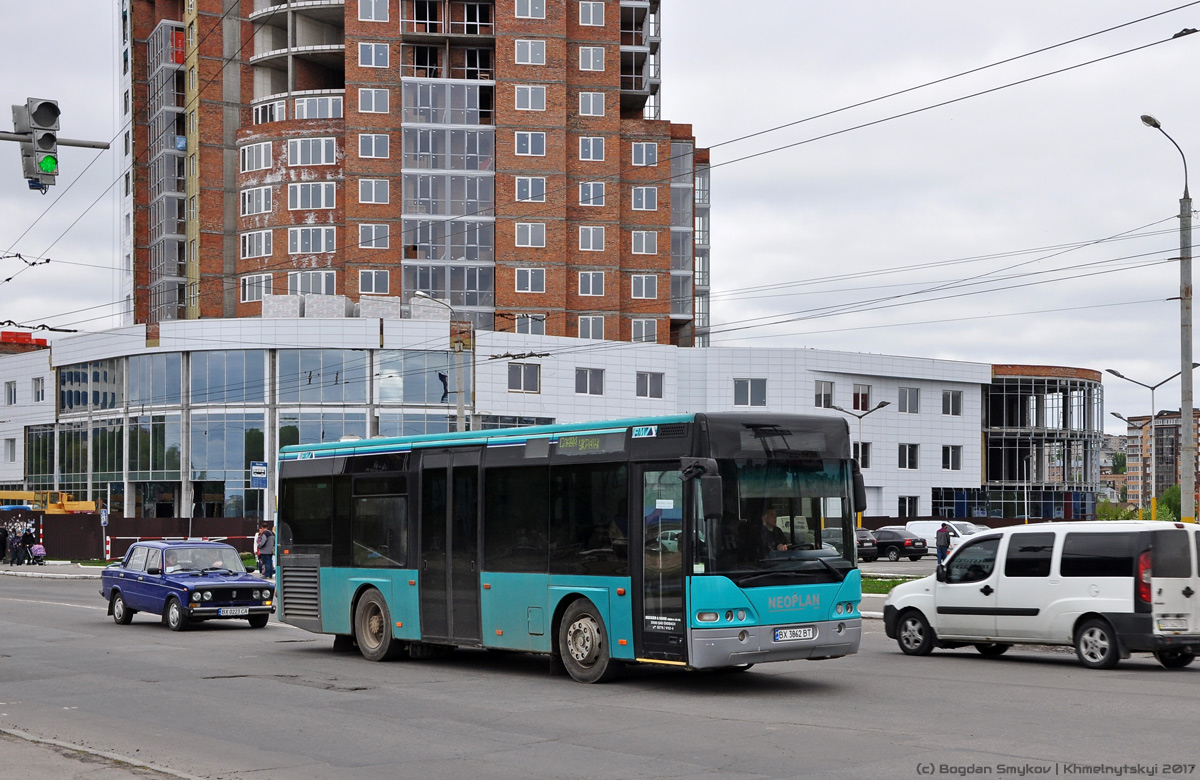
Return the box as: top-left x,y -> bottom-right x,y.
2,1 -> 1199,435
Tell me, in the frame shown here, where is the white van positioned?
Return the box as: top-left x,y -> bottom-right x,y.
883,521 -> 1200,669
905,520 -> 979,552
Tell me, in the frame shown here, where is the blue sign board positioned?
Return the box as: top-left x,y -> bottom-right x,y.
250,461 -> 269,489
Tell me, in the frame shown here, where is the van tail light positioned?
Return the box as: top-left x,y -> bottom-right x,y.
1136,550 -> 1153,603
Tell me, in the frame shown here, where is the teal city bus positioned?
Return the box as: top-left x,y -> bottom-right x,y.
275,412 -> 866,682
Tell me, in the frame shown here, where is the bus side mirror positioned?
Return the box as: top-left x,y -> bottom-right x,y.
700,475 -> 723,521
851,461 -> 867,512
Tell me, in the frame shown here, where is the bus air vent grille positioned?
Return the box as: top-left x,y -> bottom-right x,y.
656,423 -> 689,438
281,567 -> 320,620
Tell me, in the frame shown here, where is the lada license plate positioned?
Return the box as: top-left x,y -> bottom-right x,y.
773,626 -> 816,642
219,607 -> 249,616
1158,618 -> 1188,631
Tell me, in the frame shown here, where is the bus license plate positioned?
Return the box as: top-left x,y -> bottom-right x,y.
1158,618 -> 1188,631
774,626 -> 816,643
219,607 -> 249,616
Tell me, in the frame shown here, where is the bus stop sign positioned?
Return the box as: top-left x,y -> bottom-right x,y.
251,462 -> 268,489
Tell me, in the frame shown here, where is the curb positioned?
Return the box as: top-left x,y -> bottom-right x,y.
0,564 -> 101,579
0,726 -> 203,780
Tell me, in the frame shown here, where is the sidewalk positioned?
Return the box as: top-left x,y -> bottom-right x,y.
0,561 -> 101,579
0,729 -> 191,779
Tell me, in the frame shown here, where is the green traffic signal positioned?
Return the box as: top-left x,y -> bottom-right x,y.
37,154 -> 58,174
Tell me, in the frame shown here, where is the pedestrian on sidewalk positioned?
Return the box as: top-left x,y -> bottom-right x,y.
935,522 -> 952,564
0,525 -> 8,564
256,522 -> 275,579
17,527 -> 36,565
4,526 -> 16,565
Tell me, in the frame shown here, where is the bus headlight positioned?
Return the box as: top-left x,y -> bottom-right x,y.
697,612 -> 719,622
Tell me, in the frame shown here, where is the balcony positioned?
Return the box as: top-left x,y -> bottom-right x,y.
401,1 -> 495,41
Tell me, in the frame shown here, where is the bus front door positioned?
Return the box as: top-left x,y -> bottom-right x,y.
635,466 -> 687,662
419,451 -> 482,646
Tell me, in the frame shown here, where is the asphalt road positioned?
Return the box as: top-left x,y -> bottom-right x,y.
2,577 -> 1198,780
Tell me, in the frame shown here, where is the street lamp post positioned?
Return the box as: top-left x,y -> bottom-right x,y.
414,291 -> 467,432
1105,366 -> 1197,519
832,400 -> 891,527
1112,412 -> 1152,520
1141,113 -> 1195,522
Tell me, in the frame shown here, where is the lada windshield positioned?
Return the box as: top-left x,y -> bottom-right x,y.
163,546 -> 245,573
694,459 -> 856,584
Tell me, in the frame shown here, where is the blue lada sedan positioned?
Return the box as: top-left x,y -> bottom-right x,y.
100,540 -> 275,631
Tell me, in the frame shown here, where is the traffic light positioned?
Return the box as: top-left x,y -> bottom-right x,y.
12,98 -> 59,188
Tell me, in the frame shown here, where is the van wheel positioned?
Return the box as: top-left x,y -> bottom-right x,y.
1074,619 -> 1120,669
886,547 -> 900,562
1155,649 -> 1196,669
897,610 -> 934,656
354,590 -> 405,662
974,643 -> 1010,657
558,598 -> 621,683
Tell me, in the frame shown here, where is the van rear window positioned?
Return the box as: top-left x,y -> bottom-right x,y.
1061,533 -> 1135,578
1153,529 -> 1192,578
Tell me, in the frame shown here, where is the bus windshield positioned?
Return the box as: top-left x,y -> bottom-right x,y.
695,458 -> 856,583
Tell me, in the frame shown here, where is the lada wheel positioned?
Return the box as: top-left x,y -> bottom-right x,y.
558,598 -> 620,683
1155,649 -> 1196,669
247,614 -> 269,629
111,592 -> 133,625
354,589 -> 405,662
897,610 -> 934,656
1074,619 -> 1120,669
165,597 -> 190,632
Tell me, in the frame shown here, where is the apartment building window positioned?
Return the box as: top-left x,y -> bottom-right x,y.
240,186 -> 272,216
359,224 -> 389,249
189,279 -> 199,308
632,142 -> 657,166
516,314 -> 546,334
579,1 -> 604,26
359,42 -> 388,67
578,316 -> 604,340
124,90 -> 130,116
189,66 -> 197,90
288,226 -> 336,254
4,439 -> 14,464
288,137 -> 336,166
509,363 -> 540,393
288,182 -> 336,210
254,100 -> 285,124
188,196 -> 198,221
4,381 -> 15,406
579,46 -> 605,71
240,274 -> 273,302
632,187 -> 657,211
295,96 -> 342,119
579,226 -> 604,251
515,223 -> 546,248
516,0 -> 545,19
515,40 -> 546,65
579,137 -> 604,161
815,380 -> 834,409
637,371 -> 664,399
899,386 -> 919,414
288,270 -> 336,295
124,131 -> 131,156
631,274 -> 657,299
943,445 -> 962,471
516,176 -> 546,202
240,230 -> 272,259
360,0 -> 387,21
240,142 -> 272,172
359,88 -> 389,113
579,181 -> 605,206
854,441 -> 872,469
516,85 -> 546,111
575,367 -> 604,395
734,378 -> 767,407
32,377 -> 44,403
579,271 -> 604,296
632,319 -> 656,343
515,131 -> 546,156
942,389 -> 963,416
359,133 -> 389,158
360,270 -> 389,294
632,231 -> 657,255
360,179 -> 390,204
898,496 -> 919,517
853,383 -> 871,411
516,268 -> 546,293
899,443 -> 919,470
579,92 -> 604,116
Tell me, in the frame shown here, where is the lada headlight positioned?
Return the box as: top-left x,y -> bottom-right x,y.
203,591 -> 213,601
190,591 -> 202,602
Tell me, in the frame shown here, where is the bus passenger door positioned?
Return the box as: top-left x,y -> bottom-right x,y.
419,451 -> 482,646
635,465 -> 687,662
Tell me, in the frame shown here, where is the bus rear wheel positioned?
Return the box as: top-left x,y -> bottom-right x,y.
558,598 -> 620,684
354,590 -> 405,662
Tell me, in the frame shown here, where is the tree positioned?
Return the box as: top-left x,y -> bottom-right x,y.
1161,484 -> 1182,521
1120,485 -> 1128,503
1111,452 -> 1126,474
1096,500 -> 1136,521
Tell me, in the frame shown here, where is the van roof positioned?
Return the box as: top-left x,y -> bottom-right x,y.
978,521 -> 1190,533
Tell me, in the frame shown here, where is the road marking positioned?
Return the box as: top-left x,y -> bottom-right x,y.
3,598 -> 104,611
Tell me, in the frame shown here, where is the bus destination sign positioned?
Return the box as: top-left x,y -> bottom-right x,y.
555,432 -> 626,456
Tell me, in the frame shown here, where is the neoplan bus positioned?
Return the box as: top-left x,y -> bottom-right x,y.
275,413 -> 867,683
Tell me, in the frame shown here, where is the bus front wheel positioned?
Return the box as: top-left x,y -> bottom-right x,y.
558,598 -> 620,684
354,590 -> 405,662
